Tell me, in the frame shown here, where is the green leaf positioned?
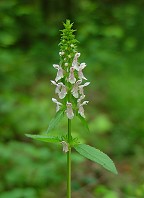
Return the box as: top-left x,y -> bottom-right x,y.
25,134 -> 61,143
47,110 -> 64,133
74,144 -> 118,175
77,114 -> 90,132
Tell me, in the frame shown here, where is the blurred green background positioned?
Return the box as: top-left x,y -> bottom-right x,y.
0,0 -> 144,197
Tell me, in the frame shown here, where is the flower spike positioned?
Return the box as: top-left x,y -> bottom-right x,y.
51,20 -> 89,119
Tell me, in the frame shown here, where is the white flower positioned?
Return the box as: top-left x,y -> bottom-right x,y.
78,101 -> 89,118
53,64 -> 64,82
69,67 -> 76,84
79,82 -> 90,97
60,141 -> 69,153
66,102 -> 74,119
51,81 -> 67,99
52,98 -> 62,112
78,63 -> 87,80
71,80 -> 82,98
77,94 -> 86,104
58,83 -> 67,99
72,53 -> 81,71
65,63 -> 68,66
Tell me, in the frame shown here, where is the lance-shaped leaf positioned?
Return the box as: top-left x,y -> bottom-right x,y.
74,144 -> 118,175
25,134 -> 61,143
47,109 -> 64,133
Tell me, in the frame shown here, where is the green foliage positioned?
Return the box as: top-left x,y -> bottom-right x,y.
74,144 -> 118,174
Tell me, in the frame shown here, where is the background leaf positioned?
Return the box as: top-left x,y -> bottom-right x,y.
77,114 -> 90,132
74,144 -> 118,174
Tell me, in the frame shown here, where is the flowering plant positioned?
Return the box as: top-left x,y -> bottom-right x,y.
26,20 -> 117,198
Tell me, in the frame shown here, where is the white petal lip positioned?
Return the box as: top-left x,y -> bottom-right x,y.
81,101 -> 89,106
52,98 -> 62,112
52,98 -> 62,105
51,80 -> 57,85
80,62 -> 86,69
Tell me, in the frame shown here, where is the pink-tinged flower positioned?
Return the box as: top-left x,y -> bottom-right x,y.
71,80 -> 82,98
78,101 -> 89,118
69,67 -> 76,84
58,83 -> 67,99
77,94 -> 86,104
52,98 -> 62,112
79,82 -> 90,97
72,53 -> 81,71
78,63 -> 87,80
51,81 -> 67,99
66,102 -> 74,119
60,141 -> 69,153
53,64 -> 64,82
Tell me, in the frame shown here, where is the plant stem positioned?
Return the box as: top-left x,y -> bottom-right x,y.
67,118 -> 71,198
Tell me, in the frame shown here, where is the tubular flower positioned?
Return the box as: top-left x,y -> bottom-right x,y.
72,53 -> 81,71
66,102 -> 74,119
58,83 -> 67,99
78,101 -> 89,118
51,20 -> 90,119
69,67 -> 76,84
53,64 -> 64,82
51,81 -> 67,98
78,63 -> 87,80
79,82 -> 90,97
71,80 -> 82,98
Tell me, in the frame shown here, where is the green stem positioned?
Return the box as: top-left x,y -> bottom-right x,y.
67,119 -> 71,198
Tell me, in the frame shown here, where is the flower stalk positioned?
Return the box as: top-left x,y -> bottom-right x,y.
67,119 -> 71,198
51,20 -> 90,197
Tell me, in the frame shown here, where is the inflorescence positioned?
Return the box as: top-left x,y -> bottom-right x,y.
51,20 -> 90,119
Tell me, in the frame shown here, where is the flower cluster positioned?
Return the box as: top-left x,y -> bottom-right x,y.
51,20 -> 90,119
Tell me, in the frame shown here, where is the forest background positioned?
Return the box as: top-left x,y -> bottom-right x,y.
0,0 -> 144,197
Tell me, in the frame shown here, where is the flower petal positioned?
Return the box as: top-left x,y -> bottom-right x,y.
52,98 -> 62,112
60,141 -> 69,153
71,80 -> 82,98
58,84 -> 67,99
72,53 -> 81,71
69,67 -> 76,84
66,102 -> 74,119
